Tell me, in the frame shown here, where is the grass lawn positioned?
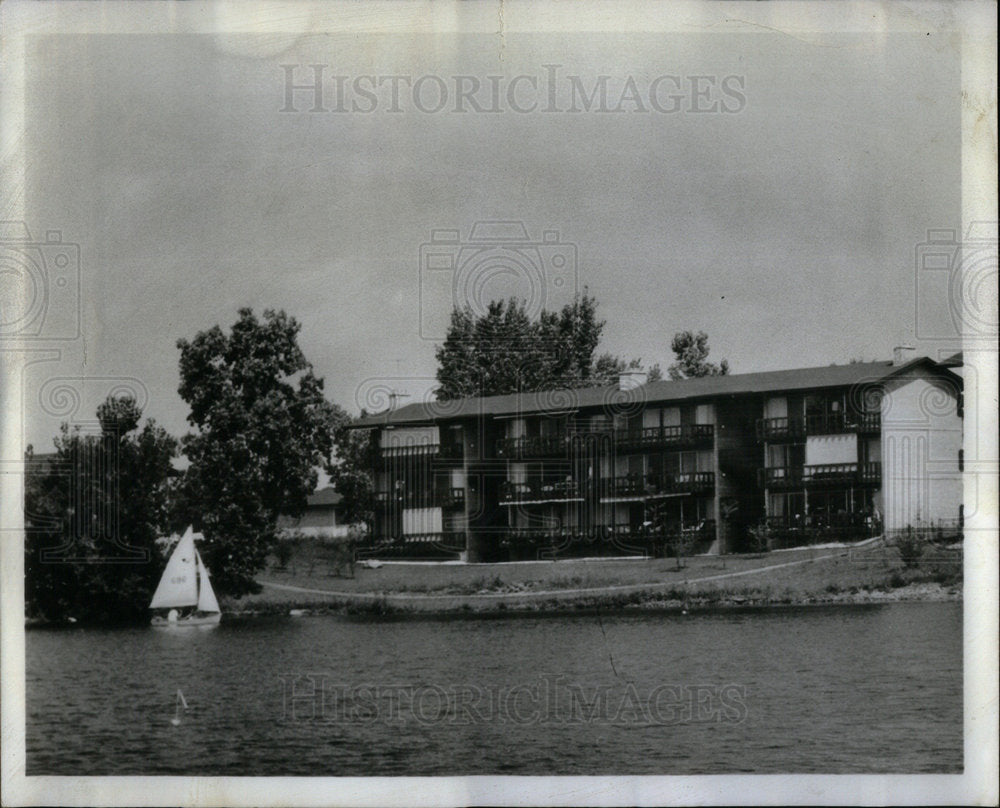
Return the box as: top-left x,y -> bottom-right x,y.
225,538 -> 961,613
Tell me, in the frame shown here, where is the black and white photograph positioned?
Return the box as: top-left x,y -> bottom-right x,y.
1,2 -> 996,806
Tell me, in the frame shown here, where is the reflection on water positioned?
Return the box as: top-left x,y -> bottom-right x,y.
27,602 -> 961,775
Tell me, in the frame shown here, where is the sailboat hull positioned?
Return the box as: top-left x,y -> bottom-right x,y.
151,612 -> 221,628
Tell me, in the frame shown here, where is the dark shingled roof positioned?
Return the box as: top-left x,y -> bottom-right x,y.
353,357 -> 958,428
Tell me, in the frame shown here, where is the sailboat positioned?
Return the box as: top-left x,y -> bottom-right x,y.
149,527 -> 222,627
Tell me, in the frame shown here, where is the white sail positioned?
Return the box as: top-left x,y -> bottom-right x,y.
195,551 -> 221,614
149,528 -> 198,609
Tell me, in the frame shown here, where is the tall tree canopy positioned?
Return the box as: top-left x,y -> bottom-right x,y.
177,308 -> 337,596
25,395 -> 178,624
434,293 -> 659,399
667,330 -> 729,380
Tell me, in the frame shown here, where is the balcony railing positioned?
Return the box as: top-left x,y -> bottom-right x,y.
497,522 -> 717,559
859,461 -> 881,483
759,462 -> 881,488
500,480 -> 582,503
437,487 -> 466,509
756,412 -> 881,442
756,417 -> 805,442
495,434 -> 570,459
601,472 -> 715,499
374,487 -> 466,509
612,423 -> 714,451
804,462 -> 880,485
806,412 -> 881,435
758,467 -> 804,489
379,442 -> 464,461
765,514 -> 877,531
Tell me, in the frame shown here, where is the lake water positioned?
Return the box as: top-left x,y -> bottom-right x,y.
26,602 -> 962,775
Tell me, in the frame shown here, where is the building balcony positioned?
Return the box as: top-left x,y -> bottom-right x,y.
756,417 -> 805,442
806,412 -> 881,435
379,442 -> 464,462
437,487 -> 466,510
607,520 -> 717,542
374,487 -> 466,509
612,423 -> 714,452
499,480 -> 582,504
497,522 -> 717,560
758,467 -> 804,489
601,472 -> 715,500
759,462 -> 881,488
495,434 -> 570,459
804,462 -> 881,486
760,516 -> 882,549
756,412 -> 881,442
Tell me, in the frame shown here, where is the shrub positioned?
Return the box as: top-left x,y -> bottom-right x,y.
895,525 -> 925,568
322,533 -> 356,578
746,522 -> 772,554
888,571 -> 907,588
274,534 -> 301,570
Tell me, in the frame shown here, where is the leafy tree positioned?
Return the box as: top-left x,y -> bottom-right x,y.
25,395 -> 178,624
538,293 -> 604,384
176,308 -> 337,596
435,292 -> 664,399
667,330 -> 729,380
435,298 -> 571,399
327,407 -> 377,528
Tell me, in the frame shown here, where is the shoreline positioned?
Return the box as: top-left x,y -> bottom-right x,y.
23,579 -> 961,628
25,542 -> 963,626
224,580 -> 961,619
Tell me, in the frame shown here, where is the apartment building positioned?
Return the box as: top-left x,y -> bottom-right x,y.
353,355 -> 963,561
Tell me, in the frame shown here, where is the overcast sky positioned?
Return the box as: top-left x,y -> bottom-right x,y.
19,29 -> 961,448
